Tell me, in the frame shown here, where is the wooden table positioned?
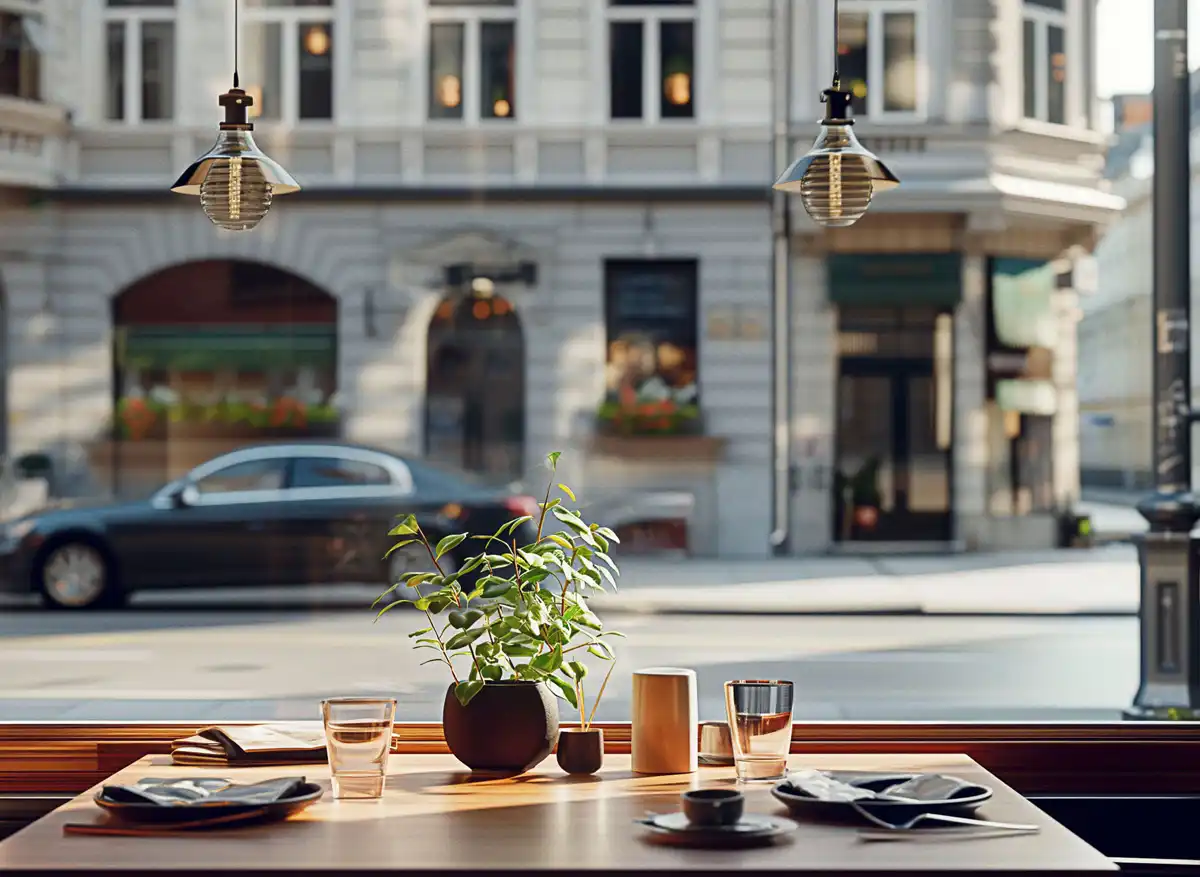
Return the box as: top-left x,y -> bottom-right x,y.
0,753 -> 1114,876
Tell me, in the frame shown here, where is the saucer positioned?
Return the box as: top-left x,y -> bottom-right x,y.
637,813 -> 797,848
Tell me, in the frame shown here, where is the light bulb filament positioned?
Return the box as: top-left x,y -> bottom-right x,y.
228,156 -> 242,221
828,152 -> 842,220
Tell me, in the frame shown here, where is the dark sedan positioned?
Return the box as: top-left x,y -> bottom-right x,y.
0,442 -> 540,609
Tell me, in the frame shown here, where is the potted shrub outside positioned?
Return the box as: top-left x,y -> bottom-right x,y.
377,452 -> 624,775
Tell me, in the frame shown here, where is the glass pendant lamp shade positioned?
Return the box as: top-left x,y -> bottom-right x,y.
773,89 -> 898,228
171,86 -> 299,232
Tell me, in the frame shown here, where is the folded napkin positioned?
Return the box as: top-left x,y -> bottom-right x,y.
172,725 -> 327,767
101,776 -> 309,808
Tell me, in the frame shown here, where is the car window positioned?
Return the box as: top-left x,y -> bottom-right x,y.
195,459 -> 287,495
290,456 -> 393,489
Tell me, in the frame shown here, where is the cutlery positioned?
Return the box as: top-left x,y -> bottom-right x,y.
850,803 -> 1039,834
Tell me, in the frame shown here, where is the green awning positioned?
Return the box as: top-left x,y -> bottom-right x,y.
116,326 -> 337,371
827,254 -> 963,307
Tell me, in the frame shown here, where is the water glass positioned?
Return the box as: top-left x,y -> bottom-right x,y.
321,697 -> 397,799
724,680 -> 794,783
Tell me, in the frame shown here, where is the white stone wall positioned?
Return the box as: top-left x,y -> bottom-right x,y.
953,254 -> 989,549
788,253 -> 834,553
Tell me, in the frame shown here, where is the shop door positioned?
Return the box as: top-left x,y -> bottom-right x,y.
833,309 -> 953,543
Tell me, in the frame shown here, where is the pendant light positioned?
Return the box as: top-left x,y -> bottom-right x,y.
171,0 -> 299,231
772,0 -> 898,228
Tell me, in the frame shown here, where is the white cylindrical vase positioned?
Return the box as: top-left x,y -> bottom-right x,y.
631,667 -> 698,775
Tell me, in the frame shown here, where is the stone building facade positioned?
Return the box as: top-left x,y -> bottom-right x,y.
0,0 -> 1120,556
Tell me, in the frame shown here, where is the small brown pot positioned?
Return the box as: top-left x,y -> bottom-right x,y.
556,727 -> 604,775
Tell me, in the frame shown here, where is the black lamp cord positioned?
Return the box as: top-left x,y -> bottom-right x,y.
831,0 -> 840,90
232,0 -> 239,88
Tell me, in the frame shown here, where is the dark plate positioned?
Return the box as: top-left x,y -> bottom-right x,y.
771,772 -> 992,823
94,783 -> 324,825
638,813 -> 797,848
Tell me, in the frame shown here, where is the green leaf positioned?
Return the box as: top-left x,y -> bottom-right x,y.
454,680 -> 485,706
481,578 -> 514,599
502,643 -> 539,658
407,627 -> 433,638
371,585 -> 399,607
445,628 -> 486,650
383,539 -> 418,559
516,663 -> 548,680
436,533 -> 468,560
597,527 -> 619,543
447,609 -> 483,629
558,483 -> 576,502
546,451 -> 562,469
546,533 -> 575,552
390,515 -> 419,536
538,498 -> 562,511
501,515 -> 533,536
599,630 -> 626,638
480,663 -> 503,682
548,673 -> 578,708
373,599 -> 411,619
402,571 -> 436,586
531,644 -> 563,675
567,660 -> 588,681
420,658 -> 447,667
577,610 -> 602,631
588,642 -> 614,660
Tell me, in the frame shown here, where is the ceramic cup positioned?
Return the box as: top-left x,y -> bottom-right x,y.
681,789 -> 745,827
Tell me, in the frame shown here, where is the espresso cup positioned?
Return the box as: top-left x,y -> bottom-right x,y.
680,788 -> 745,827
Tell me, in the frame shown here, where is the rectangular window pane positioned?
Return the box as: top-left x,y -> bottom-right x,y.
480,21 -> 515,120
0,13 -> 39,101
107,0 -> 175,5
882,12 -> 916,112
839,11 -> 868,117
604,260 -> 699,413
105,20 -> 125,120
609,21 -> 643,119
245,0 -> 331,7
659,20 -> 693,119
140,21 -> 174,120
1022,18 -> 1036,118
243,21 -> 282,120
1047,24 -> 1066,124
298,21 -> 333,120
429,22 -> 464,120
1024,0 -> 1065,9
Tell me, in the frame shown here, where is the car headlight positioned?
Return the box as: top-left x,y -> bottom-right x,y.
5,520 -> 35,541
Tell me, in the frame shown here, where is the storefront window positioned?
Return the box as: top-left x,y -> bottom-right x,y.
602,260 -> 699,436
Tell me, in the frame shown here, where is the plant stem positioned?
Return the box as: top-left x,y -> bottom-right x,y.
576,677 -> 586,729
416,522 -> 461,608
407,566 -> 459,685
535,472 -> 553,542
586,661 -> 616,730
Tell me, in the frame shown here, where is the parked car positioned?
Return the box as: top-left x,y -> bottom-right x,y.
0,442 -> 540,610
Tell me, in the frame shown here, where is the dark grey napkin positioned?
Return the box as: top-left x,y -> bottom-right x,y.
100,776 -> 308,807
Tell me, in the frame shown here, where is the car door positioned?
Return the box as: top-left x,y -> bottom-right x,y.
183,455 -> 291,587
275,453 -> 406,585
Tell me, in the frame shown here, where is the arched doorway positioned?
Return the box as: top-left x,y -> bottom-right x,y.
110,260 -> 338,495
425,290 -> 525,480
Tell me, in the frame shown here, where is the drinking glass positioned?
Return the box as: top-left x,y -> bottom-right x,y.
321,697 -> 397,799
723,680 -> 794,783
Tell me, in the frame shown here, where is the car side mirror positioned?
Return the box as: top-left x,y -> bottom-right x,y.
173,483 -> 200,508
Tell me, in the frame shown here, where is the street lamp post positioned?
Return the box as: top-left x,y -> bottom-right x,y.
1126,0 -> 1200,720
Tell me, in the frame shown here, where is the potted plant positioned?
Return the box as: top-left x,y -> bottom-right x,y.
556,660 -> 615,776
376,452 -> 624,775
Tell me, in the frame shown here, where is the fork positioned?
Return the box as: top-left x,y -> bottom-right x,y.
850,802 -> 1039,836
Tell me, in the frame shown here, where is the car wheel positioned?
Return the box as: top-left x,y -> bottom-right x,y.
38,542 -> 122,610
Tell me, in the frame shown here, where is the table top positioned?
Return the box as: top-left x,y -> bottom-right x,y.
0,753 -> 1114,876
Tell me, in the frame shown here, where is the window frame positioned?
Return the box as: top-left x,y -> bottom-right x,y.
423,1 -> 519,126
241,0 -> 337,126
99,0 -> 178,125
1021,0 -> 1073,127
834,0 -> 926,123
604,1 -> 697,124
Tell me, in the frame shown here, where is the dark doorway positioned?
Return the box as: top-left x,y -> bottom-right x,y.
425,292 -> 524,480
834,307 -> 954,543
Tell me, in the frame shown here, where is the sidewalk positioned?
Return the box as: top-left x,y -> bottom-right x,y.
596,545 -> 1140,617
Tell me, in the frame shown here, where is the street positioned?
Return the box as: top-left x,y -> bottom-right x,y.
0,537 -> 1143,723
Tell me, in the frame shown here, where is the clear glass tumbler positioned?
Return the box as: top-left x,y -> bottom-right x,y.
321,697 -> 397,799
724,680 -> 794,783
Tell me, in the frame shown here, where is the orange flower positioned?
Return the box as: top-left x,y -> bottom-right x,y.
270,397 -> 308,428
